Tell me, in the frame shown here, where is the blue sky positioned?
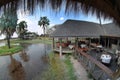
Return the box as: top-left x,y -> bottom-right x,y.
0,7 -> 112,39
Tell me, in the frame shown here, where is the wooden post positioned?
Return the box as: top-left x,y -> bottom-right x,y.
59,45 -> 62,56
89,38 -> 91,48
66,37 -> 68,42
105,38 -> 106,48
52,38 -> 55,49
59,38 -> 62,56
107,38 -> 109,48
117,39 -> 119,49
74,37 -> 78,57
76,37 -> 79,58
99,38 -> 100,44
75,38 -> 78,48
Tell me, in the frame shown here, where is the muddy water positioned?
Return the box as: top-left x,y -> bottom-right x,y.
0,42 -> 5,47
0,43 -> 52,80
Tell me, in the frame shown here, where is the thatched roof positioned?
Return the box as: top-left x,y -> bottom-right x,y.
50,20 -> 120,38
103,23 -> 120,36
50,20 -> 103,38
0,0 -> 120,25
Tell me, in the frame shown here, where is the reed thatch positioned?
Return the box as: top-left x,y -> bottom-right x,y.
50,20 -> 120,38
0,0 -> 120,24
103,23 -> 120,36
50,19 -> 104,38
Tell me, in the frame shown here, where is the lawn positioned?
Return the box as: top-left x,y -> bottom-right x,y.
0,45 -> 23,56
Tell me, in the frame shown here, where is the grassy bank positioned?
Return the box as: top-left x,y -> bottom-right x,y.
33,52 -> 76,80
0,37 -> 52,56
11,38 -> 52,44
64,55 -> 76,80
0,45 -> 23,56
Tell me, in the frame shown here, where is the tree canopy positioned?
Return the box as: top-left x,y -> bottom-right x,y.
17,21 -> 28,39
0,8 -> 18,48
0,10 -> 18,36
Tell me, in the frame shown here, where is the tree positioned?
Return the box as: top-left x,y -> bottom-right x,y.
17,21 -> 27,39
0,9 -> 18,48
38,16 -> 50,37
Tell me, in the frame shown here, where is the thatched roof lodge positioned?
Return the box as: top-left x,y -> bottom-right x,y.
51,19 -> 120,51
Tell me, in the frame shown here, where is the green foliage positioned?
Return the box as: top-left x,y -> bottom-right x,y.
33,53 -> 76,80
34,53 -> 66,80
17,21 -> 28,39
0,9 -> 18,36
0,8 -> 18,48
38,16 -> 50,27
0,45 -> 23,56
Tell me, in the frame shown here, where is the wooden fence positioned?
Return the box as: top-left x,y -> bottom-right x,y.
74,47 -> 119,80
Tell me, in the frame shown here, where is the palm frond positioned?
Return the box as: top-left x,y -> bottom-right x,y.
0,0 -> 120,24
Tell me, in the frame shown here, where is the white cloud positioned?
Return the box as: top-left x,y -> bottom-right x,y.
12,32 -> 18,38
60,17 -> 64,21
49,23 -> 55,28
18,14 -> 43,35
0,34 -> 5,40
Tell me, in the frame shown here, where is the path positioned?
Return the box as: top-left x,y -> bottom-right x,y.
70,57 -> 90,80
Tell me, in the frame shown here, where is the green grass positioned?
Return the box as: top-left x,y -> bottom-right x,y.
0,37 -> 52,56
64,55 -> 77,80
0,45 -> 23,56
33,52 -> 76,80
11,38 -> 52,44
39,53 -> 66,80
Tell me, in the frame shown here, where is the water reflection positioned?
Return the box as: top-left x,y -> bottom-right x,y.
0,42 -> 5,47
41,54 -> 49,63
20,43 -> 31,48
8,55 -> 25,80
0,43 -> 51,80
19,50 -> 29,62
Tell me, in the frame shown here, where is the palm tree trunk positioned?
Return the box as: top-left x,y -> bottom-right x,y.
43,25 -> 47,56
6,33 -> 11,49
99,17 -> 102,26
43,25 -> 45,37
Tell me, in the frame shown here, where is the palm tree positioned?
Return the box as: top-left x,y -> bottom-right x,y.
0,9 -> 18,48
38,16 -> 49,56
38,16 -> 50,37
17,21 -> 27,39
